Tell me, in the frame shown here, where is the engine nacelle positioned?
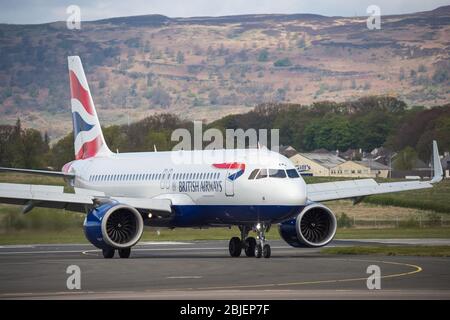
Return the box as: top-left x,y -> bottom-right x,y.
278,203 -> 337,248
83,202 -> 144,250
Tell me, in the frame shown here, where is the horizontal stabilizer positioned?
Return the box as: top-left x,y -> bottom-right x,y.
0,167 -> 75,178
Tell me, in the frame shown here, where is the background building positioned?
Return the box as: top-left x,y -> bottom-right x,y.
281,146 -> 391,178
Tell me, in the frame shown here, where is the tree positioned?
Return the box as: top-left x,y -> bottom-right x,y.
399,67 -> 405,81
296,35 -> 306,48
257,49 -> 269,62
208,89 -> 220,105
145,131 -> 171,151
275,88 -> 286,102
176,51 -> 185,64
47,133 -> 74,169
150,87 -> 171,108
393,146 -> 418,170
432,68 -> 449,84
274,58 -> 292,67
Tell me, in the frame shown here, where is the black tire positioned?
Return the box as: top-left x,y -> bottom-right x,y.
244,237 -> 256,257
263,244 -> 271,258
102,248 -> 115,259
229,237 -> 242,257
118,248 -> 131,258
255,244 -> 262,258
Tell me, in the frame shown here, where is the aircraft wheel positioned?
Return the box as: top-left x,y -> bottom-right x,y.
263,244 -> 271,258
255,244 -> 262,258
118,248 -> 131,258
229,237 -> 242,257
102,248 -> 115,259
244,237 -> 256,257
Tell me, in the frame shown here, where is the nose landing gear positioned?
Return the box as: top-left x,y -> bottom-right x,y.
255,223 -> 271,259
228,224 -> 271,258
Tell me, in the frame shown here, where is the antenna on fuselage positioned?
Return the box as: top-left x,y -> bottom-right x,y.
154,144 -> 157,152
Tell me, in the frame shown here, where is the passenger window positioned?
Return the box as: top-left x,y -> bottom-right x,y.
286,169 -> 300,178
248,169 -> 259,180
269,169 -> 287,178
256,169 -> 267,179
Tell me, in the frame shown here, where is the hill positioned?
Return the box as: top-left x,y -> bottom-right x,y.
0,6 -> 449,141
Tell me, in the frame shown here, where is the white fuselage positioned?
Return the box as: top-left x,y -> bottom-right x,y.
69,149 -> 307,209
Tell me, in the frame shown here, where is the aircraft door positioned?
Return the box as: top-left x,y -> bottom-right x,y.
166,169 -> 173,189
160,169 -> 167,189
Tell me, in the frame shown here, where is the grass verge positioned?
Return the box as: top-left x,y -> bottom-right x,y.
321,245 -> 450,257
1,227 -> 450,245
335,227 -> 450,239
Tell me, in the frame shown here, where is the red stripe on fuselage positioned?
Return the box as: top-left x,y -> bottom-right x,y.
213,162 -> 245,170
69,70 -> 94,116
75,136 -> 102,160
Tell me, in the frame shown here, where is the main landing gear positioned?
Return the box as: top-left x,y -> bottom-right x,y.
228,224 -> 271,258
102,247 -> 131,259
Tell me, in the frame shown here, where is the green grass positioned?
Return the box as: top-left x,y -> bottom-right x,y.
335,227 -> 450,239
0,173 -> 64,185
1,226 -> 450,245
322,245 -> 450,257
305,177 -> 450,214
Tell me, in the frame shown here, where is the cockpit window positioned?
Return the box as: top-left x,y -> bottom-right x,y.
268,169 -> 286,178
256,169 -> 267,179
286,168 -> 300,178
248,169 -> 259,179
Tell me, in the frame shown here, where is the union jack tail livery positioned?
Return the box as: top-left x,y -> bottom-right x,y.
68,56 -> 111,160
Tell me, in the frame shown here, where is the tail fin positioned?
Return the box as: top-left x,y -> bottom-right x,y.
68,56 -> 111,160
431,140 -> 444,184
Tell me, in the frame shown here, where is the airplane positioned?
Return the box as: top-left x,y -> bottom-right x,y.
0,56 -> 444,259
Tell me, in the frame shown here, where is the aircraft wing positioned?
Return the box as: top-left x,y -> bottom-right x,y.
0,183 -> 172,214
306,178 -> 433,202
306,140 -> 444,202
0,167 -> 75,178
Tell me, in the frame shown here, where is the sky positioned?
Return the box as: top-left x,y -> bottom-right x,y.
0,0 -> 449,24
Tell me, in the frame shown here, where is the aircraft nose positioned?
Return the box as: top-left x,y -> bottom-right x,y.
284,179 -> 307,205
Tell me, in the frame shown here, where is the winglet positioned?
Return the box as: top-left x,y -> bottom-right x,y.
431,140 -> 444,184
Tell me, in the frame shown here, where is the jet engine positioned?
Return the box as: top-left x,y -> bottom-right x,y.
83,202 -> 144,250
278,203 -> 337,248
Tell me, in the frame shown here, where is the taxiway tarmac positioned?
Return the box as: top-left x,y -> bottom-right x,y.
0,239 -> 449,299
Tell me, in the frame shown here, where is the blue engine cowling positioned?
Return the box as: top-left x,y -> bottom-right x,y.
278,203 -> 337,248
83,202 -> 144,250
